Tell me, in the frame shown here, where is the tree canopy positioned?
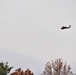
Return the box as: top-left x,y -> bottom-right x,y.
0,62 -> 13,75
41,58 -> 75,75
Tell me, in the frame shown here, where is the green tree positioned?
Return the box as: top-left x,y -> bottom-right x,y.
0,62 -> 13,75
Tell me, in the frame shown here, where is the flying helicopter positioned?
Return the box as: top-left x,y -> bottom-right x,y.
61,25 -> 71,30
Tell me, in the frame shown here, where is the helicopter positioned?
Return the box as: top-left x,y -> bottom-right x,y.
61,25 -> 71,30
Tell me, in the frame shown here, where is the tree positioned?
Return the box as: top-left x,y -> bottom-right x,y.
41,58 -> 75,75
0,61 -> 13,75
10,68 -> 34,75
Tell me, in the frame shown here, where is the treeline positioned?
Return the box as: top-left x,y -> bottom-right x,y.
0,58 -> 75,75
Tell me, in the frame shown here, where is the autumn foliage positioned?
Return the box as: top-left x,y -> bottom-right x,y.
10,68 -> 34,75
0,58 -> 75,75
41,58 -> 74,75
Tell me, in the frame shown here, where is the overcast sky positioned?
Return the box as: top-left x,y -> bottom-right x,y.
0,0 -> 76,74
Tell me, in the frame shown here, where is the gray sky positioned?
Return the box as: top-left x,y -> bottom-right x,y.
0,0 -> 76,74
0,49 -> 44,75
